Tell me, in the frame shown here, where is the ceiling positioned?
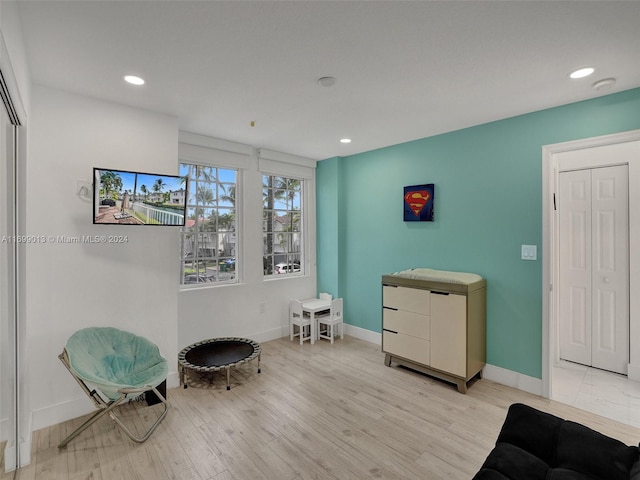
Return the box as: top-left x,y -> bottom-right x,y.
15,1 -> 640,160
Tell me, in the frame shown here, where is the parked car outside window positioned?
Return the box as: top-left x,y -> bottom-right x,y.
275,262 -> 301,274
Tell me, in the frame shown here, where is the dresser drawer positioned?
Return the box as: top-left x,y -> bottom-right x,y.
383,330 -> 430,365
383,285 -> 430,314
383,308 -> 429,339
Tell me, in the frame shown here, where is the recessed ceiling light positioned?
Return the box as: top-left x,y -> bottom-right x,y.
124,75 -> 145,86
340,138 -> 351,144
569,67 -> 595,79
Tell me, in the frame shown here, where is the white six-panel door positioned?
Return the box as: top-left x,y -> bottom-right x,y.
559,165 -> 629,374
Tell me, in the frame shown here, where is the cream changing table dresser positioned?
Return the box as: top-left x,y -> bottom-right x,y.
382,268 -> 486,393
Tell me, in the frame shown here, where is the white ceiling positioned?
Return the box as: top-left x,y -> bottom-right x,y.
15,1 -> 640,160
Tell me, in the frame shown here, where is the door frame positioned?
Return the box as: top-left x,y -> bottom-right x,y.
542,130 -> 640,398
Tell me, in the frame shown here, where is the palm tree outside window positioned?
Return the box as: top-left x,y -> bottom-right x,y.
263,175 -> 303,276
179,163 -> 238,286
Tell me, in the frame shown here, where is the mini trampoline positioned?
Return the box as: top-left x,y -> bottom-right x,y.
178,337 -> 261,390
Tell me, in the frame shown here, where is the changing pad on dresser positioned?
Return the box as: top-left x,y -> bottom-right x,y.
390,268 -> 483,285
383,267 -> 485,294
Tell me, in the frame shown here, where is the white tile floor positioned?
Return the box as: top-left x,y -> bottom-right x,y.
552,360 -> 640,428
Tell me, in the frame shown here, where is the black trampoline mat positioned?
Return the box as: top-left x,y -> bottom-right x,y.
184,340 -> 255,368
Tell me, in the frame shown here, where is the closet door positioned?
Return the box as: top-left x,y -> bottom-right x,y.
559,165 -> 629,374
0,86 -> 17,473
591,166 -> 629,374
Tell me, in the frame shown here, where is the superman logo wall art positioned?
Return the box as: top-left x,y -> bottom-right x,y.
403,184 -> 434,222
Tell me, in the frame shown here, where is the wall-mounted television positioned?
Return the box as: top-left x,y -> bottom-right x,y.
93,168 -> 187,226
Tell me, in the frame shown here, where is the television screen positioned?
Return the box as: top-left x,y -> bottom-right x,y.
93,168 -> 187,226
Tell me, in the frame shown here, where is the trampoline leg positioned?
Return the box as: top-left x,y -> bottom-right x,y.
181,365 -> 188,389
226,366 -> 231,390
257,352 -> 261,373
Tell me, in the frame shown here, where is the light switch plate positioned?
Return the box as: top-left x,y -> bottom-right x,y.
521,244 -> 537,261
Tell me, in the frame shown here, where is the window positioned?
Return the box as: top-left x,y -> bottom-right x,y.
263,175 -> 303,276
180,163 -> 238,285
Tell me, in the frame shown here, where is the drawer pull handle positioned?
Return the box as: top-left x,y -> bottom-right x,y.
432,291 -> 450,296
383,306 -> 398,311
383,329 -> 398,334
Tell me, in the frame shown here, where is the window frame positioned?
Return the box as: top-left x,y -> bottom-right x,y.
258,148 -> 316,283
262,173 -> 304,278
179,162 -> 240,288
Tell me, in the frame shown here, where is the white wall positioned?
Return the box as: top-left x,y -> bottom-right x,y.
179,275 -> 318,349
24,93 -> 321,433
1,0 -> 31,115
26,86 -> 179,430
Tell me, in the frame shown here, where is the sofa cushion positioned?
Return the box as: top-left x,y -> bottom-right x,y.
547,468 -> 593,480
556,419 -> 638,480
479,442 -> 550,480
631,459 -> 640,480
472,403 -> 640,480
494,403 -> 563,465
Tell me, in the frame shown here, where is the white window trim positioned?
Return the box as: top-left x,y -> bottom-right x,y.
179,131 -> 252,170
258,149 -> 316,280
258,148 -> 315,179
178,132 -> 251,289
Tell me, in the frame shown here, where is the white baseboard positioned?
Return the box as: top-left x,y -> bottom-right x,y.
628,363 -> 640,382
0,427 -> 33,469
0,416 -> 7,441
31,370 -> 181,432
482,363 -> 543,396
263,325 -> 294,343
341,325 -> 543,396
4,445 -> 16,472
344,323 -> 382,345
32,396 -> 94,432
277,324 -> 382,344
19,439 -> 30,468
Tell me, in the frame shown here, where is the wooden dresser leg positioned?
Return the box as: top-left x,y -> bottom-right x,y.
456,380 -> 468,394
384,354 -> 392,367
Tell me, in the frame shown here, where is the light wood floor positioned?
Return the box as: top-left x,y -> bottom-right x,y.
7,336 -> 640,480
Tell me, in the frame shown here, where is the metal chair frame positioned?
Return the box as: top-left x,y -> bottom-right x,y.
58,348 -> 169,449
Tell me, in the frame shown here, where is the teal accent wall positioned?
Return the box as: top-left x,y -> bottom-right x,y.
316,157 -> 340,298
316,88 -> 640,379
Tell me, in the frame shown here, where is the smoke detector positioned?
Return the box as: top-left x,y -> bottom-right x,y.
593,78 -> 616,91
318,76 -> 337,87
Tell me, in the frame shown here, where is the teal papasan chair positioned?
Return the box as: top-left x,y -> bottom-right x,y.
58,327 -> 169,448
